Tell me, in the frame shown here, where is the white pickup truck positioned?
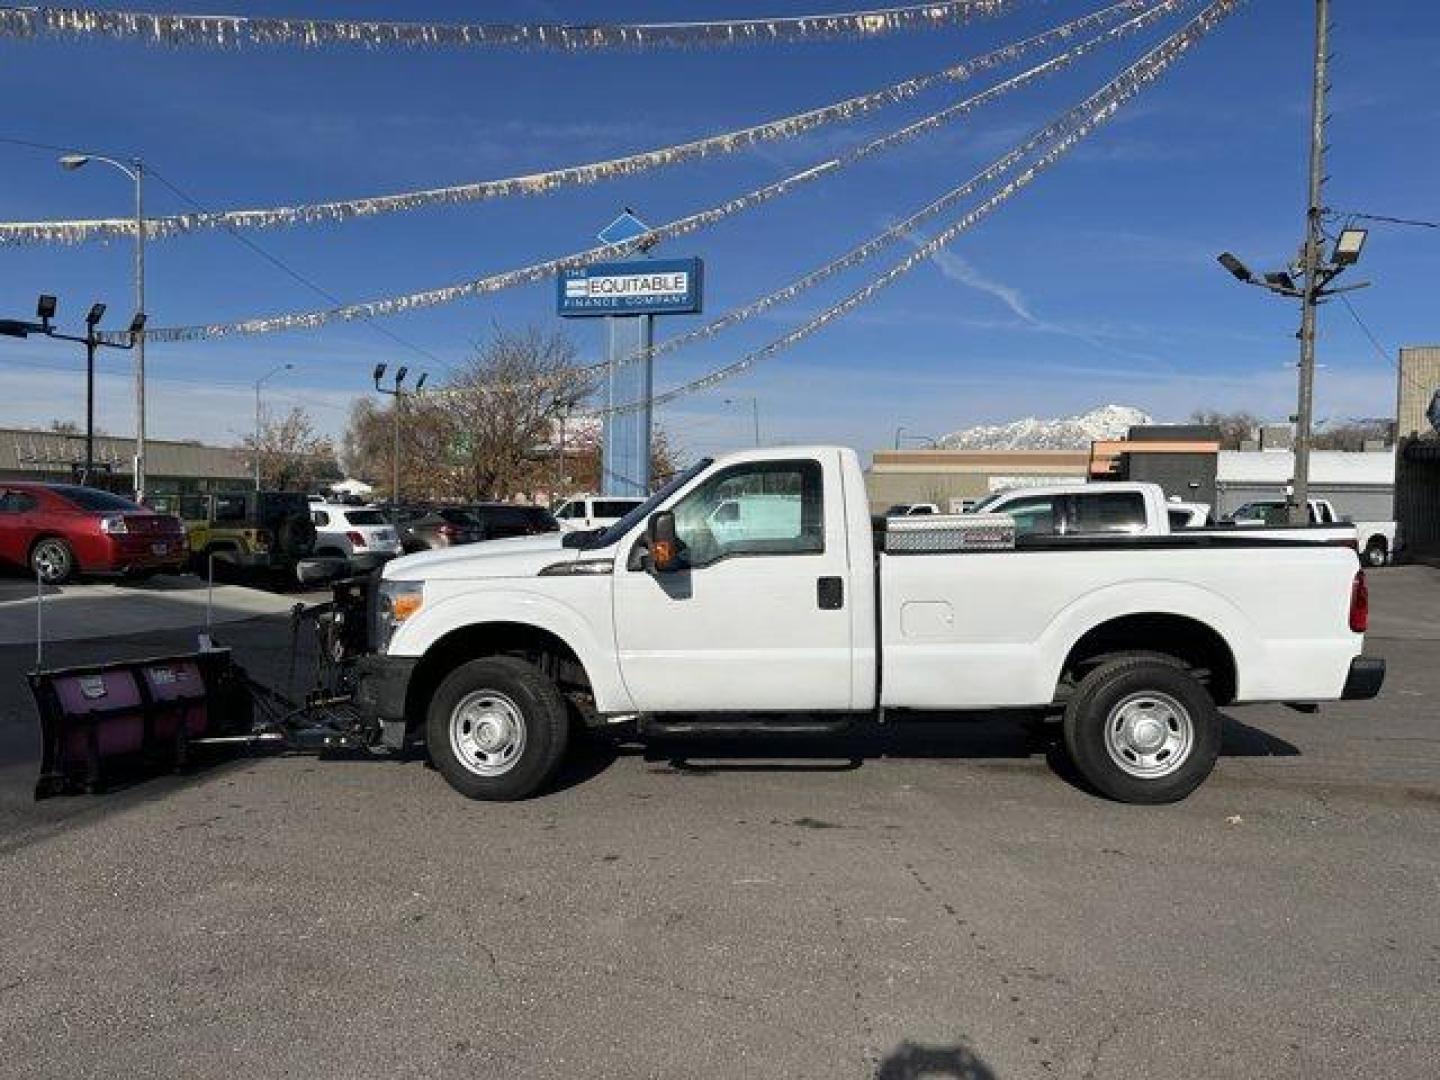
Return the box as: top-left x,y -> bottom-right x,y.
1226,498 -> 1398,567
353,447 -> 1383,805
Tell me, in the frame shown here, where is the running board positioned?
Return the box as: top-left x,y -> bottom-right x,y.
639,716 -> 859,738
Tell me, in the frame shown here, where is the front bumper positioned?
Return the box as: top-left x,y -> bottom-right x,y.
1341,657 -> 1385,700
353,654 -> 418,749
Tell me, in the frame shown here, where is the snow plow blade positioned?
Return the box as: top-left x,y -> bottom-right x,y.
29,646 -> 254,799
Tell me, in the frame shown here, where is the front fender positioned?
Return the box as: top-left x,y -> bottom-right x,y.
388,584 -> 634,713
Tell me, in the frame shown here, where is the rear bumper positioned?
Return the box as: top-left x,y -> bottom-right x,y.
353,654 -> 418,748
1341,657 -> 1385,700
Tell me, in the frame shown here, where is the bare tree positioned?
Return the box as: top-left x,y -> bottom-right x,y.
438,327 -> 596,500
1312,419 -> 1394,451
242,405 -> 340,491
1190,409 -> 1261,450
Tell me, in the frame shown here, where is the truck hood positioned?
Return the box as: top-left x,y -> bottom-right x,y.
383,533 -> 583,581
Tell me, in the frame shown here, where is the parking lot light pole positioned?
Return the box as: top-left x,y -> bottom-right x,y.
253,363 -> 294,491
1,294 -> 144,487
725,396 -> 761,447
374,364 -> 426,505
59,153 -> 147,502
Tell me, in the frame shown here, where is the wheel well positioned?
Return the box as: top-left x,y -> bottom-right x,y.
1060,613 -> 1236,706
405,622 -> 594,730
28,533 -> 69,557
1364,535 -> 1387,551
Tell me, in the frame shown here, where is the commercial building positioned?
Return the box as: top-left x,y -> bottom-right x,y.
1395,346 -> 1440,558
0,427 -> 249,495
865,449 -> 1089,513
1090,425 -> 1221,506
1215,450 -> 1395,520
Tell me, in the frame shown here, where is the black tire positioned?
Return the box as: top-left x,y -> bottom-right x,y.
29,536 -> 75,585
426,656 -> 570,801
1062,656 -> 1220,804
1362,539 -> 1387,568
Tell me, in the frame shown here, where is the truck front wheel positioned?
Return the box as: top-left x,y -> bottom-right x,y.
426,656 -> 570,801
1063,657 -> 1220,804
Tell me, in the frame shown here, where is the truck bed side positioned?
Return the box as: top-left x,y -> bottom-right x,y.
877,538 -> 1362,709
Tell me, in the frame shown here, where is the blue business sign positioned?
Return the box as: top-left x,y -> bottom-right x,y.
558,258 -> 704,317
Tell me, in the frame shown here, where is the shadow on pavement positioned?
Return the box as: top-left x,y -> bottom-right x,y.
874,1041 -> 996,1079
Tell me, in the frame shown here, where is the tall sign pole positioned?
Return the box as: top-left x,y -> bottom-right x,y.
1292,0 -> 1330,524
559,211 -> 703,497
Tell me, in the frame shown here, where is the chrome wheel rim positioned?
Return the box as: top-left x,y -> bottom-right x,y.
449,690 -> 526,777
33,541 -> 68,582
1103,691 -> 1193,779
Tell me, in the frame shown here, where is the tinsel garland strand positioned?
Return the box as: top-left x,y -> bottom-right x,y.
101,0 -> 1187,346
0,2 -> 1021,51
0,1 -> 1156,246
596,0 -> 1245,416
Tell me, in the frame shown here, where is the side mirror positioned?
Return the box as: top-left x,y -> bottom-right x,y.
647,511 -> 679,572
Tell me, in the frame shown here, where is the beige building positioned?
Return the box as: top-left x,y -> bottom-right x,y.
1395,346 -> 1440,558
865,449 -> 1089,514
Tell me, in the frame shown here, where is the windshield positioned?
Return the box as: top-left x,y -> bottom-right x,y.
569,458 -> 713,550
345,509 -> 386,525
967,491 -> 1007,513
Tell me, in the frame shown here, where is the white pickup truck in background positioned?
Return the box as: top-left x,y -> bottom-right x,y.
1226,498 -> 1399,567
354,447 -> 1383,806
968,481 -> 1385,557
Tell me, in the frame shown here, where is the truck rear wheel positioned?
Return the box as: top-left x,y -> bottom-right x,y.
426,656 -> 570,801
1362,538 -> 1388,567
1063,656 -> 1220,804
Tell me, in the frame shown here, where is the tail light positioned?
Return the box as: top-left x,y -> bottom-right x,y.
437,524 -> 458,541
347,530 -> 367,548
1349,570 -> 1369,634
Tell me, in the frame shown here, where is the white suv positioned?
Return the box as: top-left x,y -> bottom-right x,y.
311,504 -> 404,573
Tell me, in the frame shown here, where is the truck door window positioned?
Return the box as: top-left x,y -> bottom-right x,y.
1071,492 -> 1147,534
994,495 -> 1057,537
214,495 -> 247,522
671,460 -> 823,567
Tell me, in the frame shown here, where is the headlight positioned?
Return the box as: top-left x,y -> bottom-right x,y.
375,580 -> 423,654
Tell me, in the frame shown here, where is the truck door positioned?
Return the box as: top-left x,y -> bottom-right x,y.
611,454 -> 854,712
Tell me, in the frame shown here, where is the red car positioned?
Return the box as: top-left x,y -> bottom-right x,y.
0,482 -> 187,584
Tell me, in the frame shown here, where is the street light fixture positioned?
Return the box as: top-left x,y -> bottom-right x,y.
374,365 -> 427,505
59,150 -> 148,502
2,292 -> 142,484
1216,226 -> 1370,523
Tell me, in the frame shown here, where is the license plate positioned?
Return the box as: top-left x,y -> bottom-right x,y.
151,542 -> 168,556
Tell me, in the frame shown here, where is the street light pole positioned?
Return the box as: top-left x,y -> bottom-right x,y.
374,364 -> 425,505
60,152 -> 147,502
1293,0 -> 1330,523
1216,0 -> 1370,526
253,363 -> 293,491
725,396 -> 760,446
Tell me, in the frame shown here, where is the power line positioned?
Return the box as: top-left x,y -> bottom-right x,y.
145,167 -> 451,372
1328,209 -> 1440,231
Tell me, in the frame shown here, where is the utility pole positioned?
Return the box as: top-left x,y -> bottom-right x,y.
1292,0 -> 1330,524
1217,0 -> 1370,525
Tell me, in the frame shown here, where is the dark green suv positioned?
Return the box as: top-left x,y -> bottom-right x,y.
161,491 -> 341,583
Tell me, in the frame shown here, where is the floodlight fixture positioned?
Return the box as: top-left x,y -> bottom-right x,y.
128,311 -> 147,334
86,302 -> 106,327
372,362 -> 387,385
37,294 -> 57,321
0,320 -> 31,339
1333,227 -> 1367,267
395,365 -> 409,387
1217,252 -> 1254,283
415,372 -> 428,392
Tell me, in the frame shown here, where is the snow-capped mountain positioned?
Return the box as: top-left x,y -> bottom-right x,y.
940,405 -> 1152,450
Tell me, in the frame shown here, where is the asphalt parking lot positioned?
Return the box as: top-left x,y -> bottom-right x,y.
0,568 -> 1436,1079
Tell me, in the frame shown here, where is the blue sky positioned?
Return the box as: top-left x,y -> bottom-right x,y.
1,0 -> 1437,460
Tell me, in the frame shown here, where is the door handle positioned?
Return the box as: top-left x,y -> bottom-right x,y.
817,576 -> 844,610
